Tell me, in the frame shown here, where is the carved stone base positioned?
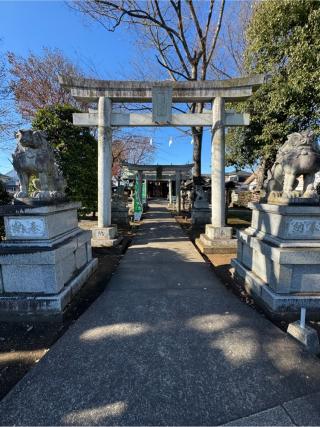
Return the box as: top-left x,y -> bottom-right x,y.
111,207 -> 129,225
91,226 -> 122,247
0,202 -> 97,316
232,258 -> 320,319
191,208 -> 211,225
0,229 -> 94,294
3,201 -> 80,246
232,202 -> 320,318
196,224 -> 237,254
205,224 -> 233,240
0,258 -> 98,319
265,191 -> 319,206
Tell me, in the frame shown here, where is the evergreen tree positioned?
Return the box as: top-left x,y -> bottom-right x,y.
227,0 -> 320,178
0,181 -> 12,239
32,104 -> 98,215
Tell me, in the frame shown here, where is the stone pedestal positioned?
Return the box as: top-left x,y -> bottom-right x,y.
196,224 -> 237,254
91,225 -> 121,247
167,196 -> 176,210
0,202 -> 97,317
191,208 -> 211,225
111,206 -> 129,225
191,186 -> 211,225
232,202 -> 320,318
111,193 -> 129,225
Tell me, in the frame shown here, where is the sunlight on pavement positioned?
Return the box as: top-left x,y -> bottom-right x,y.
80,323 -> 151,341
62,401 -> 128,424
186,314 -> 240,333
0,350 -> 47,364
210,328 -> 258,365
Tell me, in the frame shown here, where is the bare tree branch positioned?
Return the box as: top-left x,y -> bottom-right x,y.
204,0 -> 215,40
153,0 -> 192,78
71,0 -> 236,177
207,0 -> 226,70
8,48 -> 87,118
0,51 -> 22,146
112,133 -> 156,175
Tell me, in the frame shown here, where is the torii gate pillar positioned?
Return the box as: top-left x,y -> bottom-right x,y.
176,171 -> 181,215
98,97 -> 112,227
91,97 -> 119,246
196,96 -> 237,254
211,97 -> 226,228
168,179 -> 173,206
138,170 -> 143,209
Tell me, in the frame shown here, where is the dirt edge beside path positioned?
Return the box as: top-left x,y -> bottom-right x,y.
0,229 -> 134,401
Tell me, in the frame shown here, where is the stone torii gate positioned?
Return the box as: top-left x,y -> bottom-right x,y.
122,162 -> 194,214
60,75 -> 267,247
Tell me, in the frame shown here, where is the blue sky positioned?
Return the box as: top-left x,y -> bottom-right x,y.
0,0 -> 231,174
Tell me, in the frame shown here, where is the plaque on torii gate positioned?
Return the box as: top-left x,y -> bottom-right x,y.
152,85 -> 172,124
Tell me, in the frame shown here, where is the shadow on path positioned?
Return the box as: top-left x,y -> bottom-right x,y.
0,201 -> 320,426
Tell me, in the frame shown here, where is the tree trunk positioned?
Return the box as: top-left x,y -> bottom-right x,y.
256,158 -> 266,191
192,102 -> 204,181
192,127 -> 203,179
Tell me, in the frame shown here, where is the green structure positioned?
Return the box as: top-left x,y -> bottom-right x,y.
122,162 -> 193,215
134,179 -> 143,221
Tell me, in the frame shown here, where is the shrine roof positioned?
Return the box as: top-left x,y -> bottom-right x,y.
122,163 -> 193,172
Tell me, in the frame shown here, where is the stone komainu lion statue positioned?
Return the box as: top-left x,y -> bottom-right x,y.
13,129 -> 66,200
265,131 -> 320,200
193,185 -> 209,209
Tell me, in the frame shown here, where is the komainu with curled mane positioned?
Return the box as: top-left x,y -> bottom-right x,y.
265,131 -> 320,202
13,129 -> 66,200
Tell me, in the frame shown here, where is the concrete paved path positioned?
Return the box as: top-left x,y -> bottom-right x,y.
1,201 -> 320,426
